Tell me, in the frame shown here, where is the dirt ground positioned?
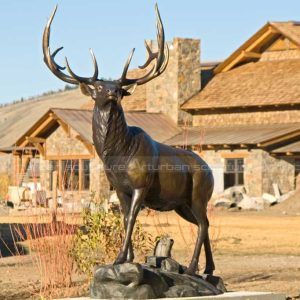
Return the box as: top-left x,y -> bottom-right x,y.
0,208 -> 299,299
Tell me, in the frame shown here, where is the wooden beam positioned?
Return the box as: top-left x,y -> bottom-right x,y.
20,116 -> 53,147
26,137 -> 46,143
57,119 -> 70,135
221,52 -> 244,73
58,160 -> 62,191
75,135 -> 94,156
221,152 -> 249,158
79,159 -> 83,191
46,154 -> 93,160
34,143 -> 45,157
258,130 -> 300,147
246,26 -> 276,51
220,27 -> 274,73
242,50 -> 261,59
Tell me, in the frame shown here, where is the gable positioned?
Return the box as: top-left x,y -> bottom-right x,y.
214,22 -> 300,74
45,126 -> 91,158
265,36 -> 298,51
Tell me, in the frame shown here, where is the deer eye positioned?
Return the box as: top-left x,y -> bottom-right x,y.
97,86 -> 103,92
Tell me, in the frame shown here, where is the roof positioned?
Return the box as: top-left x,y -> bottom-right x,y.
214,21 -> 300,74
15,108 -> 181,147
272,141 -> 300,154
11,109 -> 300,153
182,59 -> 300,110
165,123 -> 300,147
0,146 -> 37,154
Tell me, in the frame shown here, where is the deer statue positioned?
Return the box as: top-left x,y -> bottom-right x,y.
42,4 -> 215,275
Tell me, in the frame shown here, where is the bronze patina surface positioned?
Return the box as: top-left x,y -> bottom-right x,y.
42,4 -> 215,276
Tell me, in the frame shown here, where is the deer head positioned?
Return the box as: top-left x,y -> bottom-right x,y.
43,4 -> 169,106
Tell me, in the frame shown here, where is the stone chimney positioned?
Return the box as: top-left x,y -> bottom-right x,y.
146,38 -> 201,125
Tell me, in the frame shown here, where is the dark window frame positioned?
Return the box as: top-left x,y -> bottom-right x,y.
224,158 -> 244,189
49,159 -> 90,191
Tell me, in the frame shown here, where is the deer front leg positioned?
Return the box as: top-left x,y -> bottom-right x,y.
114,188 -> 146,265
116,190 -> 134,262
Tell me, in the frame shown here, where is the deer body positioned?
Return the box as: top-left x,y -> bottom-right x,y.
43,4 -> 215,275
93,99 -> 213,210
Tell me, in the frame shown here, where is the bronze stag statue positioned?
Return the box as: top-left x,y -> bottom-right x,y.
43,5 -> 215,275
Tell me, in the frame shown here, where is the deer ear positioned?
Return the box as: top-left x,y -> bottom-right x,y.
122,83 -> 137,96
80,83 -> 91,96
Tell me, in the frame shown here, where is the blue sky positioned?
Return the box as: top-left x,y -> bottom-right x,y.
0,0 -> 300,104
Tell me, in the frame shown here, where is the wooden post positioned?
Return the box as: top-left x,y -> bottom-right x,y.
52,170 -> 58,210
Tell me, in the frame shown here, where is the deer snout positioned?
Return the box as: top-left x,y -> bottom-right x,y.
107,88 -> 119,100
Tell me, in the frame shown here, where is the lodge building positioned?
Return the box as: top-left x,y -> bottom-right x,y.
1,21 -> 300,202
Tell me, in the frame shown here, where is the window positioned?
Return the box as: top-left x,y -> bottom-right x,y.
62,160 -> 79,191
224,158 -> 244,189
25,157 -> 40,179
49,159 -> 90,191
82,160 -> 90,190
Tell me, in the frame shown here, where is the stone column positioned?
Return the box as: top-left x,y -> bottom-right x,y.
146,38 -> 200,125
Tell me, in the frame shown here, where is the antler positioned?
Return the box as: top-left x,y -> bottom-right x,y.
120,4 -> 169,86
43,5 -> 99,85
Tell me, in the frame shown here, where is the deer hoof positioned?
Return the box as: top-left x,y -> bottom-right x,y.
184,266 -> 197,276
204,268 -> 214,275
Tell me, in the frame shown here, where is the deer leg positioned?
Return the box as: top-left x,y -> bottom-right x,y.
184,173 -> 211,275
204,233 -> 215,274
114,188 -> 146,265
116,190 -> 134,262
185,214 -> 207,275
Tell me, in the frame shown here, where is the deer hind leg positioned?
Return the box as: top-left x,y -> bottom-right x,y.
116,191 -> 134,262
203,217 -> 215,274
180,174 -> 214,275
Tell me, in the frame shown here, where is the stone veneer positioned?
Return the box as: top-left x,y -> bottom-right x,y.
146,38 -> 200,125
199,149 -> 295,196
193,109 -> 300,127
260,49 -> 300,61
46,127 -> 90,156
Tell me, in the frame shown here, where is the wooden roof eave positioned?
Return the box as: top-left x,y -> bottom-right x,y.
214,23 -> 280,74
257,129 -> 300,148
17,111 -> 55,148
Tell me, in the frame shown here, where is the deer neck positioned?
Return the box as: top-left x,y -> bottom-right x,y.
92,101 -> 133,164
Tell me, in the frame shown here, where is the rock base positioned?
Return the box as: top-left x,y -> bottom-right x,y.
90,258 -> 226,299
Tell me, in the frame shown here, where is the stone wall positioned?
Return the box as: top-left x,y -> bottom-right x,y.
260,49 -> 300,61
46,127 -> 90,156
198,149 -> 296,196
193,109 -> 300,127
261,152 -> 295,194
146,38 -> 200,125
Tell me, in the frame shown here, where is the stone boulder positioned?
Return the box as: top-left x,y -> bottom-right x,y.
90,260 -> 225,299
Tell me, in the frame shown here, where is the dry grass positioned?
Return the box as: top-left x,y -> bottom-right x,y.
13,212 -> 81,299
1,210 -> 300,298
